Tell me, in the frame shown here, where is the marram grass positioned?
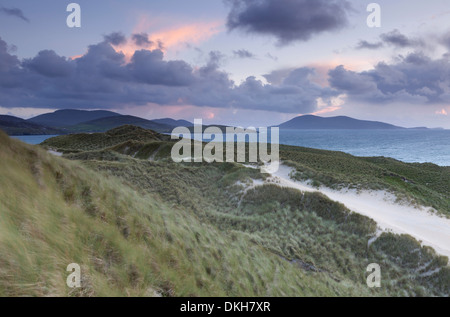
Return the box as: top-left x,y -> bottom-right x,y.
1,127 -> 449,296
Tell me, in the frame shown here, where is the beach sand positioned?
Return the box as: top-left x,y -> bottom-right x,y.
262,164 -> 450,259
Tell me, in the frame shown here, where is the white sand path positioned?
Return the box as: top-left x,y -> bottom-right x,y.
259,164 -> 450,259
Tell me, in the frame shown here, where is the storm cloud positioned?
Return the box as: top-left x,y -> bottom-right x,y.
0,36 -> 336,114
23,50 -> 74,78
329,52 -> 450,104
225,0 -> 351,45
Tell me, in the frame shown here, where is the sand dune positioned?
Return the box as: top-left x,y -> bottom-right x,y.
264,164 -> 450,259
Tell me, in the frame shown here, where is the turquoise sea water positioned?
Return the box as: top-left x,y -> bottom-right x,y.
278,129 -> 450,167
12,129 -> 450,166
11,135 -> 59,145
193,129 -> 450,167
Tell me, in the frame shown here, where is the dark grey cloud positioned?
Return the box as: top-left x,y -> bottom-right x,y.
0,36 -> 336,113
356,29 -> 424,51
0,7 -> 29,22
329,52 -> 450,104
225,0 -> 351,45
132,33 -> 153,47
23,50 -> 74,78
128,49 -> 195,86
103,32 -> 127,46
0,38 -> 19,72
380,29 -> 417,48
356,40 -> 384,50
229,68 -> 338,113
233,49 -> 255,59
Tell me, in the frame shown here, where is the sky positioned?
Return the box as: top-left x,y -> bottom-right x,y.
0,0 -> 450,128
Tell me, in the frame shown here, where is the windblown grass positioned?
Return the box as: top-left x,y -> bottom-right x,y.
0,131 -> 368,297
30,126 -> 450,296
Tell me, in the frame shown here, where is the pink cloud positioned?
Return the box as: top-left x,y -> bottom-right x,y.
135,18 -> 222,50
70,17 -> 223,62
108,20 -> 222,62
435,108 -> 448,116
310,106 -> 342,116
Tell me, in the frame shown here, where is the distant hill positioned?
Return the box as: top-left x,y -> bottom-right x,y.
66,115 -> 174,133
0,115 -> 63,135
278,115 -> 405,130
152,118 -> 193,127
2,110 -> 194,135
28,109 -> 121,127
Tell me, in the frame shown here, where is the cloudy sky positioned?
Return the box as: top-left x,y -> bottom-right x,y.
1,0 -> 450,128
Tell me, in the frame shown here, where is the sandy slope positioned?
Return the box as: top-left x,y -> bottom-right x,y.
264,165 -> 450,259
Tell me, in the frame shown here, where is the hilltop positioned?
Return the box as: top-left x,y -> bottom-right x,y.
66,115 -> 175,134
28,109 -> 121,127
151,118 -> 193,127
0,115 -> 63,135
1,111 -> 434,136
0,110 -> 192,135
278,115 -> 405,130
41,125 -> 171,152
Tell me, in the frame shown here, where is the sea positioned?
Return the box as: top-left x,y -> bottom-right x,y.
12,129 -> 450,167
11,135 -> 59,145
278,129 -> 450,167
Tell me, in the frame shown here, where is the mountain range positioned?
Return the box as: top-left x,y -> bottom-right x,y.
0,110 -> 194,135
0,115 -> 63,135
0,110 -> 434,136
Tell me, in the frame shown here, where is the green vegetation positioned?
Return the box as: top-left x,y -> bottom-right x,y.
280,145 -> 450,215
26,126 -> 449,296
0,126 -> 448,296
65,116 -> 174,134
1,130 -> 350,296
41,125 -> 170,153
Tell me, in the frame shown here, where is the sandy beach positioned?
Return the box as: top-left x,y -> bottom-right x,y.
261,164 -> 450,259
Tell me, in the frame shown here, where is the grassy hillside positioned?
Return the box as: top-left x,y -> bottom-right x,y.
28,110 -> 121,128
35,126 -> 450,296
3,130 -> 369,297
41,125 -> 171,153
44,128 -> 450,216
66,116 -> 174,134
0,115 -> 63,136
